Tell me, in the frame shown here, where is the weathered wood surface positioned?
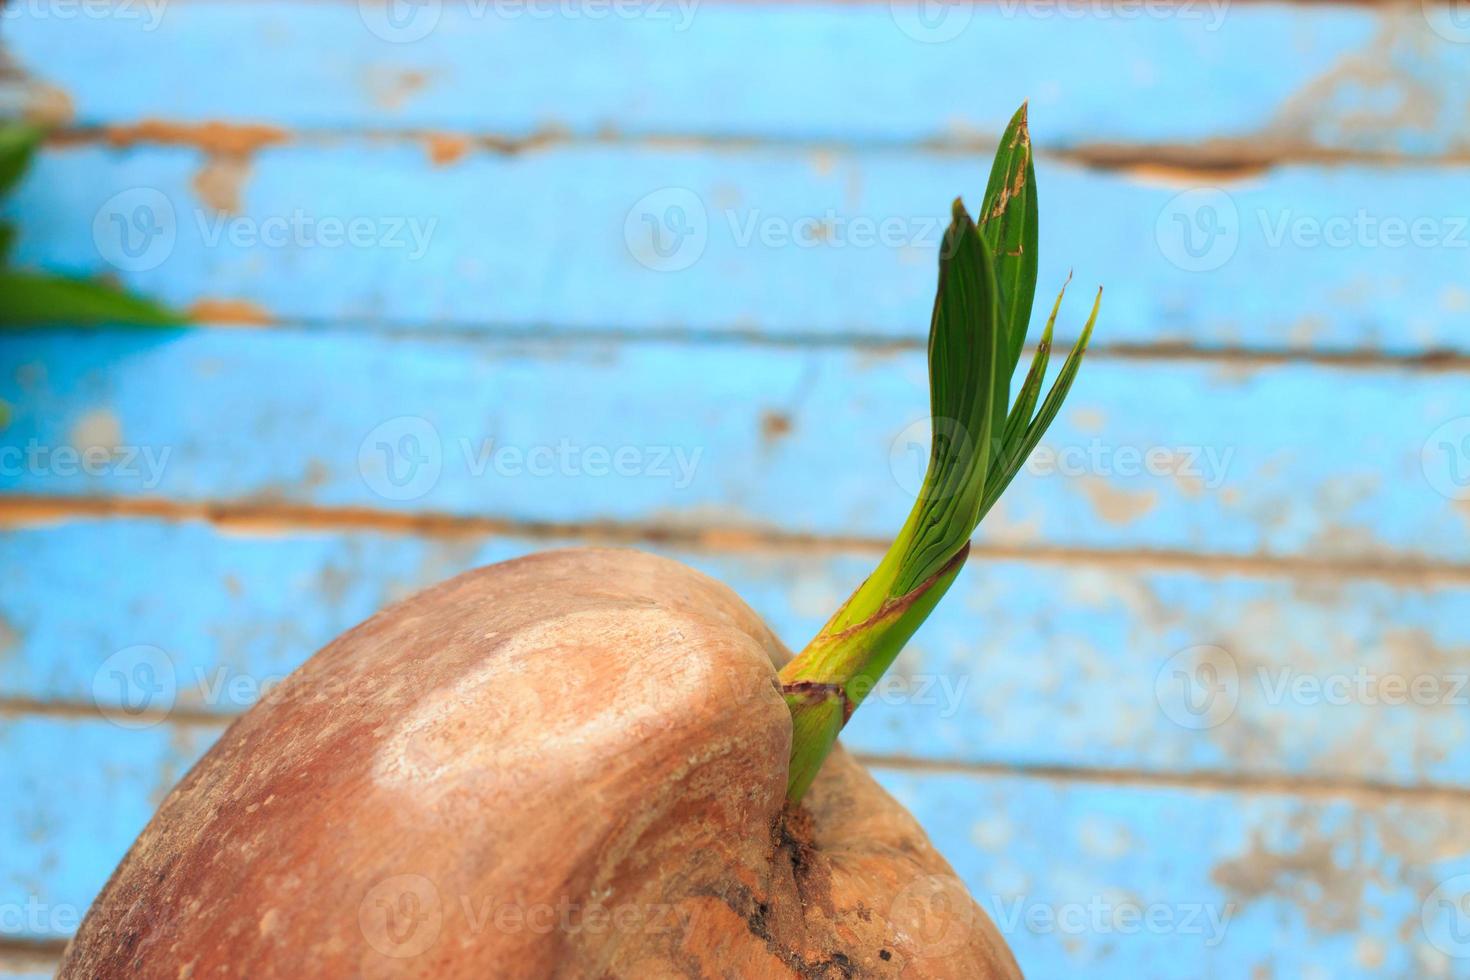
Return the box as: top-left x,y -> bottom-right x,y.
3,715 -> 1468,978
2,518 -> 1468,790
8,2 -> 1469,159
9,144 -> 1470,352
1,330 -> 1465,562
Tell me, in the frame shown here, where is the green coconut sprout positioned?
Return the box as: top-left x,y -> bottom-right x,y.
780,104 -> 1101,804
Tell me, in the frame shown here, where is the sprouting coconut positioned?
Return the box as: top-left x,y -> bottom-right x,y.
60,104 -> 1098,979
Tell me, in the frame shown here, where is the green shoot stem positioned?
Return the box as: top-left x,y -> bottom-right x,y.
778,103 -> 1101,805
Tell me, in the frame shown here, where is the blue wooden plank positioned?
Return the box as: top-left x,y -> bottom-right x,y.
878,769 -> 1470,979
7,2 -> 1468,158
3,713 -> 1467,979
1,330 -> 1465,562
0,966 -> 54,980
10,143 -> 1470,352
0,717 -> 215,942
3,518 -> 1468,789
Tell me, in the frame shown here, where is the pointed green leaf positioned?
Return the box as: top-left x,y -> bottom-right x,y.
978,103 -> 1039,387
814,197 -> 1001,631
894,197 -> 1000,595
984,276 -> 1068,507
981,287 -> 1100,516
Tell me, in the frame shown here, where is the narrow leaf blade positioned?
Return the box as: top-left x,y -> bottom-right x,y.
978,103 -> 1039,387
985,275 -> 1069,502
896,198 -> 1001,595
981,287 -> 1101,516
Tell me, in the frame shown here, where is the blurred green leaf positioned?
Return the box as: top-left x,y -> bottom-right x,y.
0,271 -> 185,326
0,124 -> 43,198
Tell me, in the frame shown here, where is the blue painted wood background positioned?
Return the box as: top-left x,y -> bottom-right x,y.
2,1 -> 1469,977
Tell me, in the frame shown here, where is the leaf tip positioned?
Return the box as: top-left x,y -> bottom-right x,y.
1011,101 -> 1031,151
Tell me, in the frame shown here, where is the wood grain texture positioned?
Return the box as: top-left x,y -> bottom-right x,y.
10,143 -> 1470,352
3,518 -> 1468,791
7,2 -> 1469,159
2,330 -> 1465,562
4,716 -> 1468,977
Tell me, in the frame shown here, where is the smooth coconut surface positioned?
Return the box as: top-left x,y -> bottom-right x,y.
61,548 -> 1018,978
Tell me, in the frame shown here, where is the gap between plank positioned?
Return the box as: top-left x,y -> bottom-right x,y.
176,317 -> 1470,373
51,122 -> 1470,175
855,753 -> 1470,807
0,937 -> 65,970
3,494 -> 1468,585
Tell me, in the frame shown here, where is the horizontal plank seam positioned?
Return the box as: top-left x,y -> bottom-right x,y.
2,697 -> 1466,803
0,936 -> 66,964
855,753 -> 1470,806
0,696 -> 222,726
85,0 -> 1405,9
48,125 -> 1470,174
3,495 -> 1468,584
146,318 -> 1470,373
